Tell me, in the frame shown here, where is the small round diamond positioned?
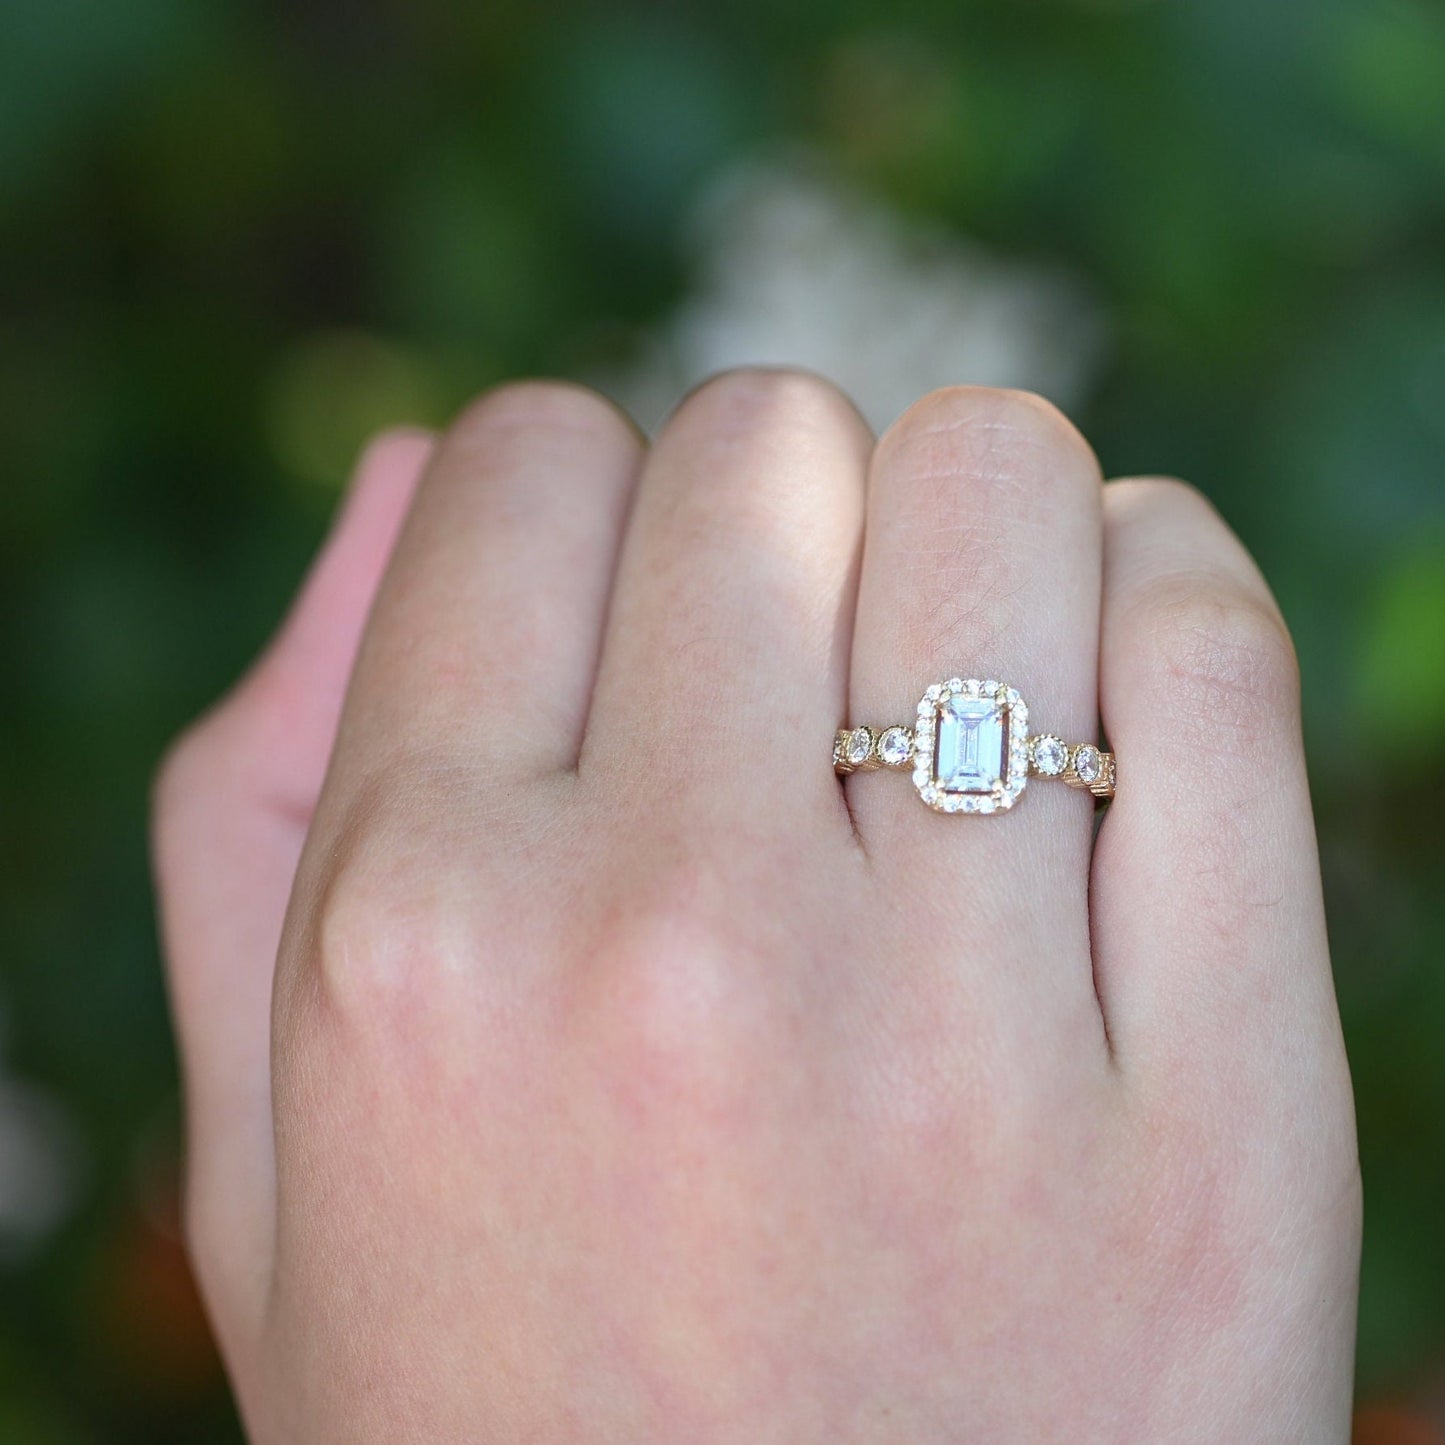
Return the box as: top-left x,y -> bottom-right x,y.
1033,735 -> 1068,777
1073,744 -> 1103,784
847,727 -> 874,766
878,726 -> 913,767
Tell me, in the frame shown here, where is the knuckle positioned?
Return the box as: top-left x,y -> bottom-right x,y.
1107,474 -> 1202,511
294,775 -> 448,1020
285,756 -> 523,1031
573,868 -> 765,1125
447,378 -> 637,454
670,365 -> 859,440
1130,1117 -> 1255,1332
1132,574 -> 1300,746
637,367 -> 865,612
313,850 -> 436,1017
307,870 -> 420,1028
1130,1091 -> 1361,1346
867,389 -> 1099,669
873,387 -> 1099,592
881,385 -> 1096,487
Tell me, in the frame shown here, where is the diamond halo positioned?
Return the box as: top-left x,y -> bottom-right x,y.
837,677 -> 1115,808
911,677 -> 1030,814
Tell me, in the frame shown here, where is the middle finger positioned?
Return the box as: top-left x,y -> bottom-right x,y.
583,368 -> 872,832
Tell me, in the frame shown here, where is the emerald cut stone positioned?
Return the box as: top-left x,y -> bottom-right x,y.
933,695 -> 1008,794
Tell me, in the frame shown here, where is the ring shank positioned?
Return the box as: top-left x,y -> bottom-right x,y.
834,723 -> 1115,800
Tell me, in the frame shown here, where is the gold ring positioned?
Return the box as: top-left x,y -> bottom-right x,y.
834,677 -> 1115,814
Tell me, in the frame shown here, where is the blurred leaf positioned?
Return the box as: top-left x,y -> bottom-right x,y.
1358,546 -> 1445,763
0,1340 -> 93,1443
382,143 -> 561,356
0,0 -> 214,201
117,47 -> 293,248
263,330 -> 448,492
542,15 -> 757,242
1329,0 -> 1445,167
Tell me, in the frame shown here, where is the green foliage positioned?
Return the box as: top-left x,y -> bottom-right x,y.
2,0 -> 1442,1433
1359,547 -> 1445,761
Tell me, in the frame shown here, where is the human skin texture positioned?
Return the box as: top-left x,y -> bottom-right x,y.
153,375 -> 1361,1442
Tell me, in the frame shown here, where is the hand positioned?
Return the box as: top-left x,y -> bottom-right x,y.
154,374 -> 1360,1442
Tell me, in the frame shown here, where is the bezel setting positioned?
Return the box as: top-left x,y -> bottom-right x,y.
1031,734 -> 1069,777
845,726 -> 876,768
877,726 -> 914,768
911,678 -> 1030,815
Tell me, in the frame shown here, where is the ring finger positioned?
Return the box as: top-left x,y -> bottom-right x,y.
846,386 -> 1106,1038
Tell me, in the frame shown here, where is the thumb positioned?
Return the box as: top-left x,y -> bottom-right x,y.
151,429 -> 431,1341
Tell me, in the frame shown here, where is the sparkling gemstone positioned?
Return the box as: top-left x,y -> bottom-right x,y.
847,727 -> 874,766
878,726 -> 913,767
1033,735 -> 1068,777
933,695 -> 1008,795
1073,744 -> 1103,784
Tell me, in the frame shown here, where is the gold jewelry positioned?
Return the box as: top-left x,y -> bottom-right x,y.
834,677 -> 1114,813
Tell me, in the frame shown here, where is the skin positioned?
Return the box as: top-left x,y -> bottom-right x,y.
152,374 -> 1361,1442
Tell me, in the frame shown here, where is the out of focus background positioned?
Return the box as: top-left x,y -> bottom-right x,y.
3,0 -> 1444,1438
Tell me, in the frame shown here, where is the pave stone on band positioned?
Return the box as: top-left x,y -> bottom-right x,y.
834,677 -> 1115,813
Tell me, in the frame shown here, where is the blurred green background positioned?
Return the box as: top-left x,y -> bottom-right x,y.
3,0 -> 1444,1438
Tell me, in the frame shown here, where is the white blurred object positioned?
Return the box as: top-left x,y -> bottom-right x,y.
0,1077 -> 81,1261
602,160 -> 1109,435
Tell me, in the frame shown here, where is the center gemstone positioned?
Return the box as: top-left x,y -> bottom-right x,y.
933,695 -> 1009,794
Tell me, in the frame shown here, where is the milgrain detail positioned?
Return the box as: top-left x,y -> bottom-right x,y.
835,677 -> 1115,810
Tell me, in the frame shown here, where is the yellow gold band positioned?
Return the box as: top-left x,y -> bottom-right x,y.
834,678 -> 1115,814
